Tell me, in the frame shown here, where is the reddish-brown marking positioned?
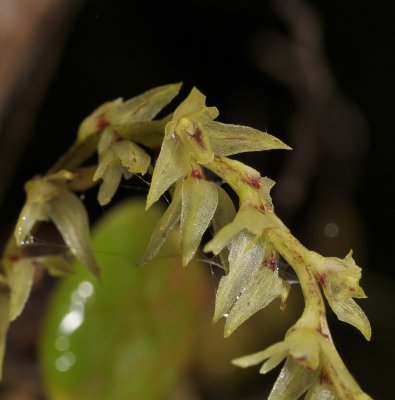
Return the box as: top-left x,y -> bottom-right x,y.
245,175 -> 261,189
259,203 -> 267,212
320,371 -> 331,385
191,166 -> 204,179
317,272 -> 327,286
191,127 -> 205,149
96,114 -> 109,130
131,101 -> 148,116
112,131 -> 123,141
268,254 -> 278,272
8,255 -> 22,262
316,326 -> 330,340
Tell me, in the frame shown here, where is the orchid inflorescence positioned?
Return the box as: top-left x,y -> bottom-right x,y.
0,83 -> 372,399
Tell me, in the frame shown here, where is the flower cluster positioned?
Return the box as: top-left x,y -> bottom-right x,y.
0,84 -> 372,399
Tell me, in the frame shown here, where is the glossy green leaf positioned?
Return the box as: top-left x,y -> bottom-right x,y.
40,199 -> 208,400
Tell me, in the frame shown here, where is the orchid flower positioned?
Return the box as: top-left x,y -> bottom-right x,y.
146,87 -> 290,208
14,171 -> 99,277
93,128 -> 151,205
142,165 -> 235,266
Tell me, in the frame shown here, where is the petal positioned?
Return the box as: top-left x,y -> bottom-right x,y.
77,98 -> 122,142
146,135 -> 190,209
14,178 -> 60,244
97,164 -> 123,206
14,202 -> 49,245
204,206 -> 281,255
204,208 -> 253,255
112,140 -> 151,175
268,357 -> 319,400
232,341 -> 289,368
213,232 -> 265,323
180,178 -> 218,266
7,258 -> 35,321
305,382 -> 339,400
203,121 -> 292,156
174,87 -> 218,120
97,128 -> 114,154
93,149 -> 114,181
140,183 -> 182,264
113,82 -> 182,124
326,296 -> 371,340
178,121 -> 214,164
224,262 -> 284,336
260,351 -> 289,374
50,189 -> 99,277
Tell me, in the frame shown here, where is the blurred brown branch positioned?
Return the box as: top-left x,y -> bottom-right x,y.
0,0 -> 84,205
252,0 -> 368,216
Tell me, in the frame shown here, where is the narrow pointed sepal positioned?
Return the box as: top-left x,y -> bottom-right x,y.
50,188 -> 99,278
7,257 -> 35,321
203,121 -> 291,156
268,358 -> 319,400
140,183 -> 182,264
180,178 -> 218,266
146,136 -> 190,209
78,82 -> 182,142
213,232 -> 265,323
224,255 -> 284,337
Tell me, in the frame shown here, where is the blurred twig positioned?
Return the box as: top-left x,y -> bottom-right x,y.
0,0 -> 85,206
252,0 -> 368,216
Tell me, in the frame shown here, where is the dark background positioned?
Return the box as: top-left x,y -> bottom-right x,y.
0,0 -> 394,398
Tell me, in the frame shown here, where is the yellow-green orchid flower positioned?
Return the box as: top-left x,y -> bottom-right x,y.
14,171 -> 99,277
93,128 -> 151,205
146,87 -> 290,208
213,231 -> 290,337
77,83 -> 182,142
233,326 -> 372,400
142,165 -> 235,267
309,250 -> 371,340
